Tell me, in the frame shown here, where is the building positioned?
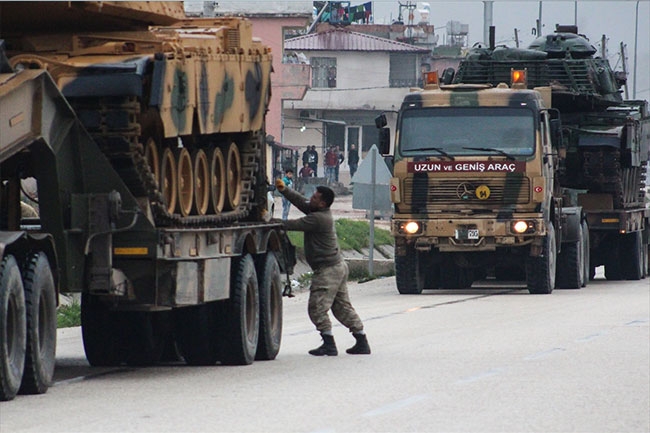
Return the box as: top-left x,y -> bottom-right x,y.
283,27 -> 429,181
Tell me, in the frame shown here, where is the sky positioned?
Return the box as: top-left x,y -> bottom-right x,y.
370,0 -> 649,101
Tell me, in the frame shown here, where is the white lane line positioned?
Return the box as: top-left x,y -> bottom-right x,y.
455,367 -> 506,384
362,394 -> 431,418
575,331 -> 608,342
523,347 -> 566,360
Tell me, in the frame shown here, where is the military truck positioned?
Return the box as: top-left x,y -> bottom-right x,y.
376,71 -> 589,294
451,26 -> 650,281
0,2 -> 294,401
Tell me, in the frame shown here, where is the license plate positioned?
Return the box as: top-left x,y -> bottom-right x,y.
455,228 -> 479,240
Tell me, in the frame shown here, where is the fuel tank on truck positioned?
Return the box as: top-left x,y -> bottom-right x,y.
0,1 -> 273,226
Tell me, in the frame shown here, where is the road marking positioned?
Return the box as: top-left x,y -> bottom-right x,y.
575,331 -> 607,342
455,367 -> 506,384
625,318 -> 649,326
523,347 -> 566,360
362,394 -> 431,418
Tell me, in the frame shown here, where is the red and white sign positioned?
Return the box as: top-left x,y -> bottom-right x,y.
407,160 -> 526,173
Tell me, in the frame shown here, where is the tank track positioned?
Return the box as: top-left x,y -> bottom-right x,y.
71,96 -> 261,227
581,148 -> 647,209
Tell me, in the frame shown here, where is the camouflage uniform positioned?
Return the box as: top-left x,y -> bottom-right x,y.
279,187 -> 364,334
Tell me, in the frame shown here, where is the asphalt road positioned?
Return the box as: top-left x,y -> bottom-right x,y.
2,273 -> 649,433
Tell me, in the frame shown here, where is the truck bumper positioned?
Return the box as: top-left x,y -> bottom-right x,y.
392,215 -> 546,252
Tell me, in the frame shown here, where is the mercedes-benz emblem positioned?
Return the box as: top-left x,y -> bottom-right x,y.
456,182 -> 475,200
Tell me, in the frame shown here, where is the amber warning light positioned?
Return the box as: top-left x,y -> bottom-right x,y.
511,69 -> 527,87
423,71 -> 439,86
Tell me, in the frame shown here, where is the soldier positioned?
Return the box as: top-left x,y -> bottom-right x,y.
274,179 -> 371,356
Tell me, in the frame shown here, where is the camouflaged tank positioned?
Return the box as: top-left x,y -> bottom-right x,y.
0,1 -> 272,226
453,26 -> 649,211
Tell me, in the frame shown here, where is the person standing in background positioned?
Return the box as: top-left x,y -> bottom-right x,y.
281,168 -> 294,220
324,146 -> 337,184
307,145 -> 318,176
348,144 -> 359,180
299,162 -> 314,178
334,146 -> 344,182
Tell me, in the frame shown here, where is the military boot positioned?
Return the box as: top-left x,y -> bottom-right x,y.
346,333 -> 371,355
308,333 -> 338,356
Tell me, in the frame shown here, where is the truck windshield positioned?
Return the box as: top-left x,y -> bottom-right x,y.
398,107 -> 535,157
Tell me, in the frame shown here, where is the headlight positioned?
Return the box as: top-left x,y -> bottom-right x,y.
404,221 -> 420,234
511,220 -> 536,234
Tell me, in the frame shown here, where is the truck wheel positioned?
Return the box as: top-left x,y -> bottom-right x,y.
19,252 -> 56,395
123,311 -> 170,366
218,254 -> 259,365
581,221 -> 590,287
255,252 -> 282,361
620,231 -> 644,280
395,244 -> 424,294
174,304 -> 219,366
81,294 -> 124,366
556,221 -> 585,289
526,222 -> 557,294
0,255 -> 26,401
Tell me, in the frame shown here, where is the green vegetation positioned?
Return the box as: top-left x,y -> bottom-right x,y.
286,218 -> 393,253
57,300 -> 81,328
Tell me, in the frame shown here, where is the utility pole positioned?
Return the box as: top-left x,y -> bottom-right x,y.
633,0 -> 639,99
620,42 -> 629,99
601,34 -> 607,59
483,1 -> 493,47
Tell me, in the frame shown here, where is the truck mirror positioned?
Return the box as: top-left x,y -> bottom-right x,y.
375,114 -> 387,129
550,118 -> 563,147
378,128 -> 391,155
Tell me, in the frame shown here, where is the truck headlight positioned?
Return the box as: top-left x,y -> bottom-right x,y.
511,220 -> 536,234
404,221 -> 420,234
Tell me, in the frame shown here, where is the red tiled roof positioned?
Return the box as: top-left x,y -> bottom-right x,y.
285,28 -> 429,53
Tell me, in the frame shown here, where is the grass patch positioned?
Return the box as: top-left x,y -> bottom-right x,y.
286,218 -> 393,253
57,301 -> 81,328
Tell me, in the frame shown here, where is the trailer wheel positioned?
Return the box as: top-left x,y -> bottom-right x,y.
255,252 -> 282,361
19,252 -> 56,395
123,311 -> 171,366
218,254 -> 259,365
395,244 -> 424,294
556,221 -> 586,289
174,303 -> 219,366
526,222 -> 557,294
0,255 -> 26,401
81,294 -> 123,366
620,231 -> 644,280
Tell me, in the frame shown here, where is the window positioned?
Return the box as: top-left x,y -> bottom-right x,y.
389,53 -> 417,88
311,57 -> 337,88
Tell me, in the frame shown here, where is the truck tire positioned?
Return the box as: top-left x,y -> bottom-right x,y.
620,231 -> 644,280
81,293 -> 124,366
255,252 -> 282,361
0,255 -> 26,401
174,304 -> 219,366
19,252 -> 56,395
526,222 -> 557,294
395,245 -> 424,294
217,254 -> 259,365
556,221 -> 586,289
123,311 -> 170,366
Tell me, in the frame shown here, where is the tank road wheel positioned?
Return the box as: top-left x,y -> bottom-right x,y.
81,294 -> 123,366
224,142 -> 242,211
255,252 -> 283,361
526,222 -> 557,294
192,149 -> 210,216
556,221 -> 586,289
620,231 -> 644,281
144,137 -> 160,187
19,252 -> 56,395
217,254 -> 259,365
209,147 -> 226,214
0,255 -> 26,401
395,243 -> 424,294
160,148 -> 178,214
176,148 -> 194,217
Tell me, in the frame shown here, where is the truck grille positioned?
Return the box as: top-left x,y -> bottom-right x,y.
403,176 -> 531,209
